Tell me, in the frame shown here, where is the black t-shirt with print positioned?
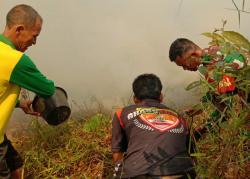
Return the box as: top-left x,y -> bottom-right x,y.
112,99 -> 195,178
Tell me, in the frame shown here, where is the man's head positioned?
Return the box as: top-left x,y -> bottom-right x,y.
132,74 -> 163,103
3,4 -> 43,52
169,38 -> 203,71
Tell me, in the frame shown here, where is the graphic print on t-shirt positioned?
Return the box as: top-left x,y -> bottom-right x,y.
136,108 -> 180,132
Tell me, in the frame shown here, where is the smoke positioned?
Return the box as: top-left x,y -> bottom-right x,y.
1,0 -> 250,123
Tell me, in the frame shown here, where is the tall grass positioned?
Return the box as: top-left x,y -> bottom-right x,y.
16,114 -> 113,179
13,103 -> 249,178
187,95 -> 250,178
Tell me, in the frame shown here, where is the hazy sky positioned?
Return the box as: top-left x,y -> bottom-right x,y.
1,0 -> 250,116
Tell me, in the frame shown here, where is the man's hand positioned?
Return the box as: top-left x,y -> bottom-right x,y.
113,152 -> 123,163
112,152 -> 123,178
204,45 -> 220,55
17,100 -> 40,116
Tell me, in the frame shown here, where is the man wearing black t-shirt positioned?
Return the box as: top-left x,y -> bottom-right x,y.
111,74 -> 196,179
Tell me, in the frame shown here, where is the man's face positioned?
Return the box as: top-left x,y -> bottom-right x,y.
16,18 -> 42,52
175,47 -> 202,71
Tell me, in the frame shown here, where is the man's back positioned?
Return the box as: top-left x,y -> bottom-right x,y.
112,99 -> 194,178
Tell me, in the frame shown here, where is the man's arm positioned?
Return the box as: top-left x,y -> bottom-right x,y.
111,111 -> 127,161
10,54 -> 55,98
10,54 -> 55,115
111,111 -> 127,178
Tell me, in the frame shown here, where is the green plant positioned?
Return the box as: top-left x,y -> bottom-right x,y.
185,30 -> 250,178
16,114 -> 113,178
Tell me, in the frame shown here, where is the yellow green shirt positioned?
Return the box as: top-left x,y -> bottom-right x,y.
0,34 -> 55,143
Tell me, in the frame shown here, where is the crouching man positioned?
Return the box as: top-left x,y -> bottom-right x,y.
111,74 -> 196,179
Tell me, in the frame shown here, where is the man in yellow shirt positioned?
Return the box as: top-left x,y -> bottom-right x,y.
0,4 -> 55,178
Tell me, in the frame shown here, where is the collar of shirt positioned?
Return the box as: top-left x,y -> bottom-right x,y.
0,34 -> 16,49
140,98 -> 161,104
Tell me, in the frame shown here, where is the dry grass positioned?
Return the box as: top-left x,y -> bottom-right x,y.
184,89 -> 250,178
15,114 -> 113,179
12,104 -> 249,179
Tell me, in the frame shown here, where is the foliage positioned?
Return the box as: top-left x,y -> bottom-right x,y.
202,30 -> 250,59
185,30 -> 250,178
16,114 -> 113,179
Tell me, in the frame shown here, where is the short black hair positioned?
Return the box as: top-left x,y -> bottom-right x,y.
132,74 -> 162,101
6,4 -> 42,28
169,38 -> 196,62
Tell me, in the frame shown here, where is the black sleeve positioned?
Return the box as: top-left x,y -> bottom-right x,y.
111,113 -> 127,152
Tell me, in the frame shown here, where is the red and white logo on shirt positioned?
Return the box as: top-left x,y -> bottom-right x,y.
137,108 -> 180,132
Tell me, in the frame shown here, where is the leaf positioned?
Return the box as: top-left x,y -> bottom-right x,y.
213,71 -> 222,82
241,66 -> 250,79
202,32 -> 214,38
201,79 -> 217,92
190,153 -> 206,157
222,31 -> 250,51
202,32 -> 225,43
185,81 -> 201,91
